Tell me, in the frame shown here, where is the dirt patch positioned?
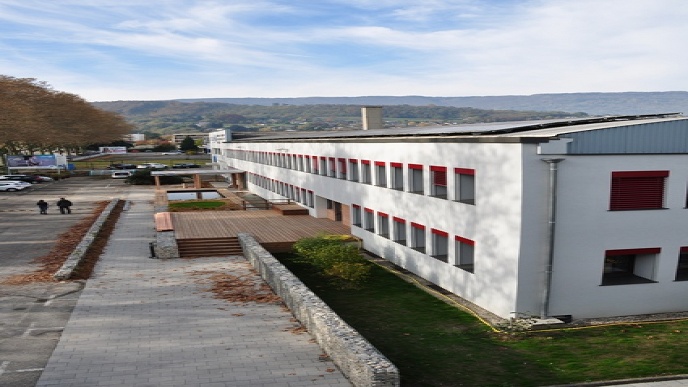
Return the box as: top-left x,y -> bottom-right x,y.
1,200 -> 124,285
192,265 -> 283,305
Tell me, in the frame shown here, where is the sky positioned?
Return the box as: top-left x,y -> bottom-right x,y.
1,0 -> 687,102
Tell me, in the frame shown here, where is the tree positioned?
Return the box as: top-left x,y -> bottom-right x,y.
179,136 -> 199,152
0,75 -> 134,157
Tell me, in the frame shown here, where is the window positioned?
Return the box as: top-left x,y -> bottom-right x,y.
410,222 -> 426,253
348,159 -> 359,182
329,157 -> 336,177
311,156 -> 318,174
602,248 -> 659,285
610,171 -> 668,211
431,229 -> 448,262
364,208 -> 375,232
455,236 -> 475,273
308,191 -> 314,208
676,247 -> 688,281
300,188 -> 307,205
361,160 -> 372,184
408,164 -> 424,194
431,166 -> 447,198
320,157 -> 328,176
393,217 -> 406,245
352,205 -> 362,227
455,168 -> 475,205
377,212 -> 389,238
391,163 -> 403,190
375,162 -> 387,187
304,156 -> 311,173
338,158 -> 347,179
297,155 -> 304,171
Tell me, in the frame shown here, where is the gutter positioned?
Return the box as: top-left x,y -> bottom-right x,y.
540,158 -> 565,319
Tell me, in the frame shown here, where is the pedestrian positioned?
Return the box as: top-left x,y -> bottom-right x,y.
56,197 -> 72,214
36,199 -> 48,214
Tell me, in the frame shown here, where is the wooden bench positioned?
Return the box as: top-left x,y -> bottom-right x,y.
154,212 -> 174,231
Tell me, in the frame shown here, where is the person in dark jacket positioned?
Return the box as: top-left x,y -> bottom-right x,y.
56,197 -> 72,214
36,200 -> 48,214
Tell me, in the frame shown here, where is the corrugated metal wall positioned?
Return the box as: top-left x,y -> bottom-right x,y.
562,120 -> 688,154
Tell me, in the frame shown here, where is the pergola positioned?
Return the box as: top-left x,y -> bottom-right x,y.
150,168 -> 245,189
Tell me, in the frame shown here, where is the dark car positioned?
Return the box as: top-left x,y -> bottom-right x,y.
0,174 -> 41,184
106,163 -> 137,170
171,163 -> 201,169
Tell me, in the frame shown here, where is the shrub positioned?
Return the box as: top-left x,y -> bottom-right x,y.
293,235 -> 371,285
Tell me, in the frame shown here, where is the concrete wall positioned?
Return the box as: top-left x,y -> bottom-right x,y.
237,233 -> 399,387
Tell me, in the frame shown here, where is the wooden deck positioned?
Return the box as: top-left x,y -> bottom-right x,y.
171,210 -> 351,245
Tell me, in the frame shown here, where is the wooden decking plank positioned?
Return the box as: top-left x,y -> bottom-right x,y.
170,211 -> 350,244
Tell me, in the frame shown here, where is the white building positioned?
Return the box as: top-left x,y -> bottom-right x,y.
209,114 -> 688,321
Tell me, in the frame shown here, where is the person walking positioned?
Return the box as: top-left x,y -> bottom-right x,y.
36,200 -> 49,215
56,197 -> 72,214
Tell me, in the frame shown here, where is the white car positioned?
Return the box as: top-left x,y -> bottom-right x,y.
137,163 -> 168,169
111,171 -> 133,179
0,181 -> 29,191
161,151 -> 183,155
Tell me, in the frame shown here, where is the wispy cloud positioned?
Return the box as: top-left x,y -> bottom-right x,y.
0,0 -> 686,101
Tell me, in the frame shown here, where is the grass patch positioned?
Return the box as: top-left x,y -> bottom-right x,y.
275,252 -> 688,386
168,201 -> 227,210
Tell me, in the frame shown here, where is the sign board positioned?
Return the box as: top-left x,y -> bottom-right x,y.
99,146 -> 127,154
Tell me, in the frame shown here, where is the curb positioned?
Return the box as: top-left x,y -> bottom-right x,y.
53,199 -> 121,280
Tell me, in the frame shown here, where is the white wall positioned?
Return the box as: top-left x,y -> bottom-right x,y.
545,154 -> 688,318
215,139 -> 530,319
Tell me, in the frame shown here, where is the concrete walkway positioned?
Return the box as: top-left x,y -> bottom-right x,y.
36,191 -> 350,387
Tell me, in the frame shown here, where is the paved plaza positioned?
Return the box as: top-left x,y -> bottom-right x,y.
35,190 -> 350,387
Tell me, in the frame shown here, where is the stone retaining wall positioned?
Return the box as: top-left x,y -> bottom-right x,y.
237,233 -> 400,387
54,199 -> 120,280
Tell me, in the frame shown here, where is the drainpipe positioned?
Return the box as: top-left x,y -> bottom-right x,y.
540,158 -> 564,319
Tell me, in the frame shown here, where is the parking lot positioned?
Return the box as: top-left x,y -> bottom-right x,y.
0,176 -> 148,387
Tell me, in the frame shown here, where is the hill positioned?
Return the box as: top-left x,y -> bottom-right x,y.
92,101 -> 586,135
173,91 -> 688,116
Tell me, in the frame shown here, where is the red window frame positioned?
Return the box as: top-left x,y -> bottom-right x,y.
431,166 -> 447,187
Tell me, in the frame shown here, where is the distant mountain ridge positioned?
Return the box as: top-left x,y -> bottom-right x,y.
173,91 -> 688,116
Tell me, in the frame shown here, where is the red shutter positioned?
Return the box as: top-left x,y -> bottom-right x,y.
392,216 -> 405,223
455,168 -> 475,175
455,235 -> 475,246
606,248 -> 660,256
338,158 -> 347,172
408,164 -> 423,170
411,222 -> 425,230
431,229 -> 448,237
431,166 -> 447,187
390,162 -> 402,168
610,171 -> 668,210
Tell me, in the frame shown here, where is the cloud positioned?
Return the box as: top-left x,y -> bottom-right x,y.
0,0 -> 687,100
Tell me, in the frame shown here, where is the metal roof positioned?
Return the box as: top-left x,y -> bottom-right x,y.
228,113 -> 686,143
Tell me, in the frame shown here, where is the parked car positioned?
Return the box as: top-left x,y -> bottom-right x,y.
0,181 -> 29,191
136,163 -> 168,169
111,171 -> 133,179
0,174 -> 41,183
161,151 -> 183,155
106,163 -> 137,170
171,163 -> 201,169
32,175 -> 54,182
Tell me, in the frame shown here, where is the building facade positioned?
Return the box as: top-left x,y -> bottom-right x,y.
209,115 -> 688,320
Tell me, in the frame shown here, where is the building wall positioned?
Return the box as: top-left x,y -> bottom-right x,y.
544,154 -> 688,318
211,134 -> 688,320
213,139 -> 530,319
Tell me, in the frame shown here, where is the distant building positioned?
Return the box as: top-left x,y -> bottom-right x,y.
170,133 -> 209,145
209,113 -> 688,321
124,133 -> 145,142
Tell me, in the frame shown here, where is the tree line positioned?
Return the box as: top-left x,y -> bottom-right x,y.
0,75 -> 133,157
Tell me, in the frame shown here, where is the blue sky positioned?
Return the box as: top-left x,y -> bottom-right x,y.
1,0 -> 686,102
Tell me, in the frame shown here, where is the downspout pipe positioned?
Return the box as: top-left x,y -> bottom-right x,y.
540,158 -> 565,319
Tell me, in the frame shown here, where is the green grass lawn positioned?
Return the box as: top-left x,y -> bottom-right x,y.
168,201 -> 226,210
275,253 -> 688,387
